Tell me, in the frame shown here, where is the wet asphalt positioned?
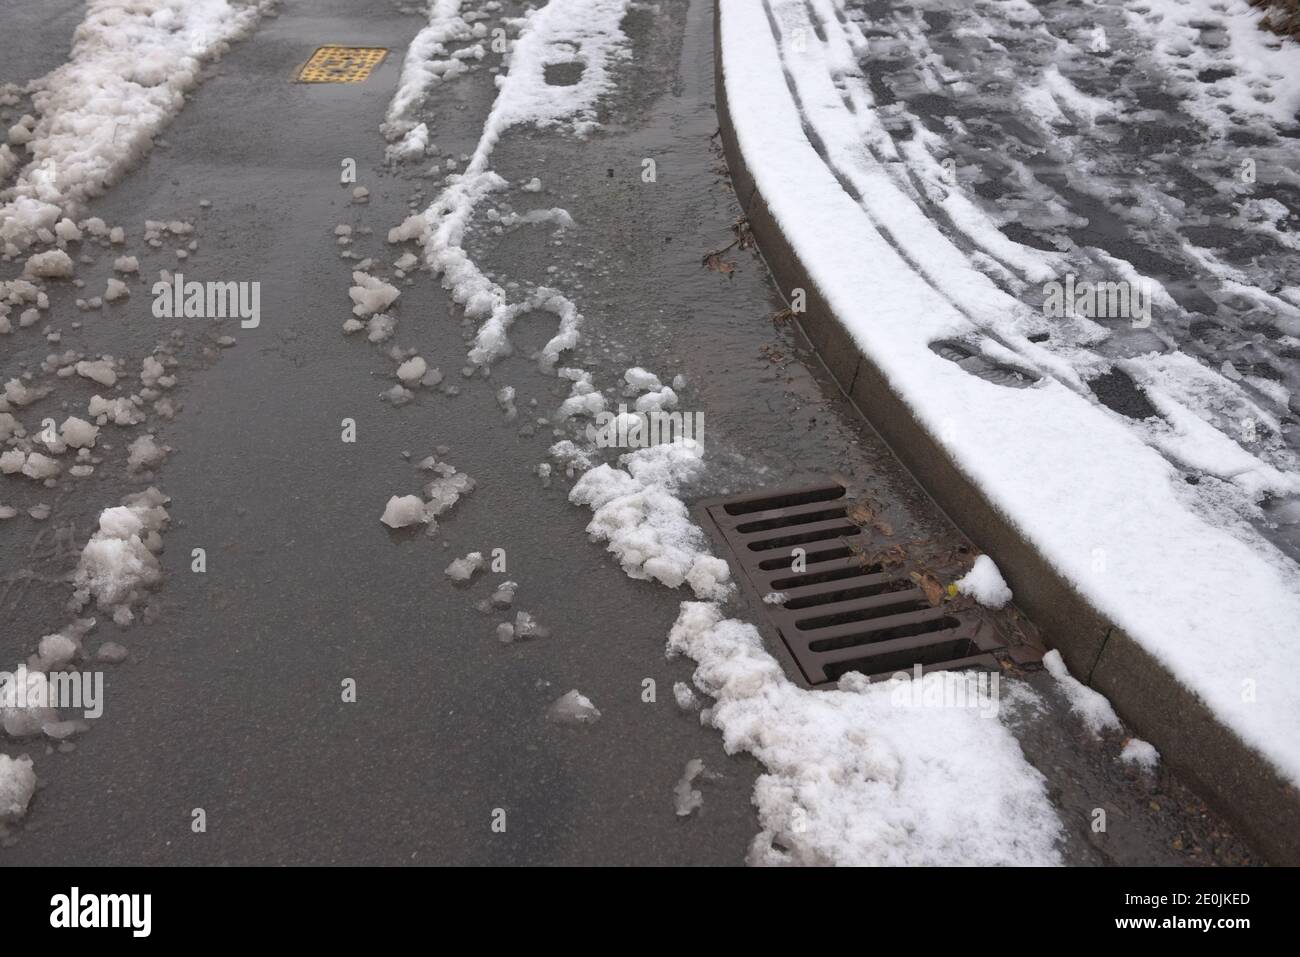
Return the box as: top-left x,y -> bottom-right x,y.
0,0 -> 1257,865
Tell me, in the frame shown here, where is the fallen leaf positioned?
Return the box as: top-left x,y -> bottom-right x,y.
702,252 -> 736,276
910,571 -> 946,606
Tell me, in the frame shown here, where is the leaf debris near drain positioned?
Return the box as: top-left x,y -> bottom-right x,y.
701,217 -> 753,277
909,570 -> 947,607
702,251 -> 736,275
695,482 -> 1008,685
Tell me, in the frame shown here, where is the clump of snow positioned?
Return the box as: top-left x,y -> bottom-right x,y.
547,689 -> 601,725
634,386 -> 678,415
623,367 -> 661,393
380,494 -> 428,529
445,551 -> 484,583
490,580 -> 517,609
366,313 -> 397,343
75,358 -> 117,387
396,355 -> 427,384
513,610 -> 549,640
384,385 -> 414,407
387,122 -> 430,162
34,620 -> 95,672
1042,649 -> 1122,736
112,256 -> 139,274
104,277 -> 129,302
20,452 -> 61,481
1120,737 -> 1160,771
4,378 -> 50,407
668,601 -> 1063,865
0,754 -> 36,822
349,272 -> 400,317
388,214 -> 428,245
24,249 -> 74,279
549,439 -> 594,476
674,758 -> 707,817
673,681 -> 699,711
954,555 -> 1012,609
126,433 -> 168,472
88,394 -> 144,426
569,439 -> 732,600
556,368 -> 607,420
70,487 -> 170,619
60,416 -> 99,449
1,666 -> 59,737
96,642 -> 128,664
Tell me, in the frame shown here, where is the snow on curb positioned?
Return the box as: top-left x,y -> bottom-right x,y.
718,0 -> 1300,791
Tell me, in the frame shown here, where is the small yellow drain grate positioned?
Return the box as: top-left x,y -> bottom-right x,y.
296,46 -> 387,83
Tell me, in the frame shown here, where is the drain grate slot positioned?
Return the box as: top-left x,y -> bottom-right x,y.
698,482 -> 1005,685
758,545 -> 853,570
736,506 -> 847,533
745,521 -> 861,550
721,485 -> 846,515
781,578 -> 906,608
807,613 -> 963,651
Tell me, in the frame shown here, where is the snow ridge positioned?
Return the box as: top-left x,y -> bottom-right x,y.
0,0 -> 273,250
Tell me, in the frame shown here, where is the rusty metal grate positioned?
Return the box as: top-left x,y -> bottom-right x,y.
697,483 -> 1004,685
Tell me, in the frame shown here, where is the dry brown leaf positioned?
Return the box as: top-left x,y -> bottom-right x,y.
702,252 -> 736,276
910,571 -> 946,607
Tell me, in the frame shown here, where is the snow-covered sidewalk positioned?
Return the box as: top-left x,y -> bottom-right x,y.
717,0 -> 1300,810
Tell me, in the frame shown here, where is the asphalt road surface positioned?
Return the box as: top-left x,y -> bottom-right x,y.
0,0 -> 1257,865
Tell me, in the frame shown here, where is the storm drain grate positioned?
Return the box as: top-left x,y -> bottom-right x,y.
296,46 -> 388,83
697,483 -> 1004,685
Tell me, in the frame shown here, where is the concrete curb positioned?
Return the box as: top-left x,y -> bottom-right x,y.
712,0 -> 1299,865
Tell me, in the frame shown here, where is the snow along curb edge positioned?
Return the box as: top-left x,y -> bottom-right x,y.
712,0 -> 1300,865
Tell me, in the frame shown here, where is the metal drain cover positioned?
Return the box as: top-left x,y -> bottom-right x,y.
697,483 -> 1004,685
296,46 -> 388,83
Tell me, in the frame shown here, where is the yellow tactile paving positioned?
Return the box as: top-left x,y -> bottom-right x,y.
296,46 -> 387,83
